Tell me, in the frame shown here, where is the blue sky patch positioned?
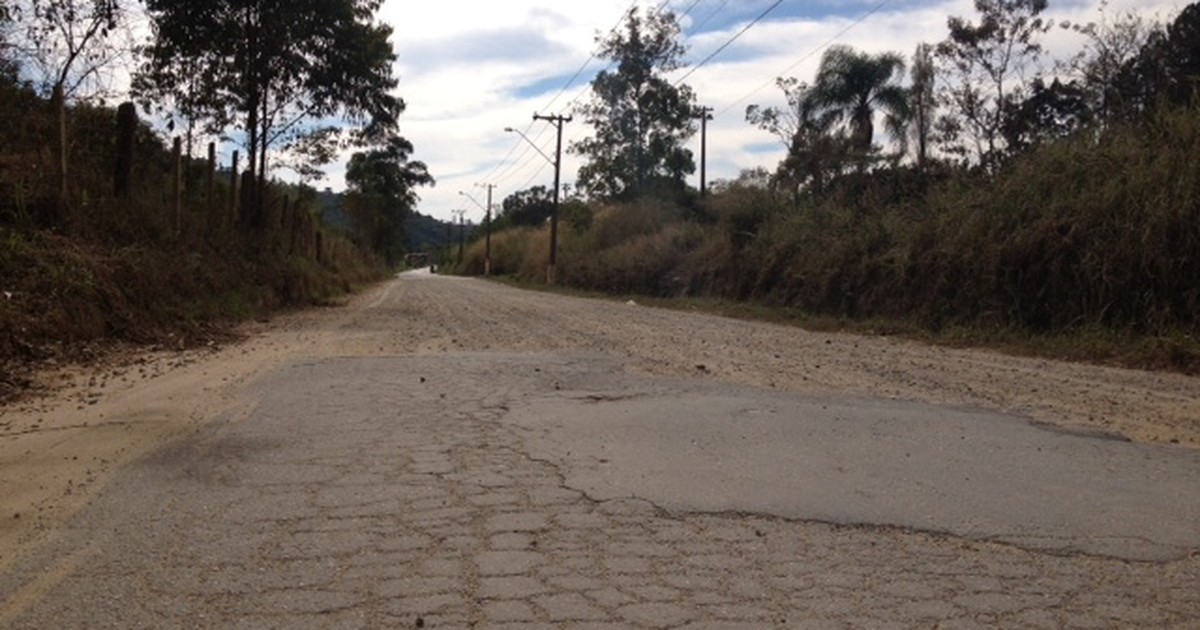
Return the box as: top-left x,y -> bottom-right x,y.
514,73 -> 592,100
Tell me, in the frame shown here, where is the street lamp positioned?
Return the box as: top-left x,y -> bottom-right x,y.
507,113 -> 570,284
504,127 -> 554,165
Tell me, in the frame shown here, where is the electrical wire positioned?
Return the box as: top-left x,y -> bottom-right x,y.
674,0 -> 783,86
677,0 -> 704,22
482,0 -> 642,188
686,0 -> 731,35
491,0 -> 784,192
717,0 -> 894,116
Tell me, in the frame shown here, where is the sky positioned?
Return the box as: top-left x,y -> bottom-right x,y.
365,0 -> 1183,222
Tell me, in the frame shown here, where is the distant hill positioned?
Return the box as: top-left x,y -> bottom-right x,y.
314,190 -> 456,254
406,210 -> 454,254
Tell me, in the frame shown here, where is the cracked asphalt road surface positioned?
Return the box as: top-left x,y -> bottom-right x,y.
1,270 -> 1198,628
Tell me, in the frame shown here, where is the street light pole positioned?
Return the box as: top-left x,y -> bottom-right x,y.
531,112 -> 571,285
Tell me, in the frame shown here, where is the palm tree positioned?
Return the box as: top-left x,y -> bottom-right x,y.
809,45 -> 910,154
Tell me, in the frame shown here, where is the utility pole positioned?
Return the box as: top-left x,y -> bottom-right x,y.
459,188 -> 493,276
480,183 -> 495,276
695,106 -> 714,198
452,209 -> 466,265
532,112 -> 571,285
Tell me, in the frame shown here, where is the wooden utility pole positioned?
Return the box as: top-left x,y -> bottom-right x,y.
481,183 -> 495,276
452,209 -> 466,265
172,137 -> 183,236
695,106 -> 714,198
532,112 -> 571,284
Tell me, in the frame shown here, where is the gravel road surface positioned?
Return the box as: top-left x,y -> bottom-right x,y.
1,270 -> 1197,628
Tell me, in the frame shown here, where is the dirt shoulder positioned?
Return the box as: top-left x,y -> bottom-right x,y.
2,271 -> 1197,572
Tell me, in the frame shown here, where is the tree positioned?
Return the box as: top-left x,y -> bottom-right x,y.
1061,0 -> 1157,120
571,7 -> 697,200
909,43 -> 937,171
746,76 -> 830,149
809,44 -> 910,156
498,186 -> 554,228
1109,3 -> 1200,117
14,0 -> 128,98
11,0 -> 132,213
746,76 -> 847,200
137,0 -> 404,226
343,134 -> 433,265
1002,78 -> 1093,152
935,0 -> 1052,170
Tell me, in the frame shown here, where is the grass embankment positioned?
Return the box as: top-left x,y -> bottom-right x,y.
459,106 -> 1200,374
0,224 -> 385,401
0,83 -> 390,401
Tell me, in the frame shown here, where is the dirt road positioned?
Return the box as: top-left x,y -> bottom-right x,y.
1,271 -> 1197,627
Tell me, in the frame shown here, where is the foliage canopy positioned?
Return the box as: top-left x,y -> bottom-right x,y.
572,7 -> 697,201
137,0 -> 404,222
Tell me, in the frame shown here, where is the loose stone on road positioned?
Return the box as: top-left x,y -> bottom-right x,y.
1,271 -> 1197,628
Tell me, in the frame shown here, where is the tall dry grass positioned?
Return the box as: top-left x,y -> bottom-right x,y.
467,105 -> 1199,370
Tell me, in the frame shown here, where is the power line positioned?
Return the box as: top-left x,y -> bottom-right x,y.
677,0 -> 704,22
717,0 -> 894,116
674,0 -> 784,86
481,0 -> 642,187
490,0 -> 750,193
538,0 -> 641,116
686,0 -> 731,35
553,0 -> 730,155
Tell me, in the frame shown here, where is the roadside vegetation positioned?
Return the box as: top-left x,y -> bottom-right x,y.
0,0 -> 432,400
452,1 -> 1200,374
2,1 -> 1197,404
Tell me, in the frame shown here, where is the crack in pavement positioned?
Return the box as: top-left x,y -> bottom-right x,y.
2,274 -> 1198,628
1,352 -> 1196,628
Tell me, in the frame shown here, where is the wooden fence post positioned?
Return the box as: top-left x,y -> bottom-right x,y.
172,136 -> 182,236
114,102 -> 136,199
228,150 -> 240,229
206,142 -> 216,230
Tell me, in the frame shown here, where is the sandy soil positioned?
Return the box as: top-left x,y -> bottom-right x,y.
2,270 -> 1197,571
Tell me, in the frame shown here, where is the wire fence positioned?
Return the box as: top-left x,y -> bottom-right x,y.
0,93 -> 354,267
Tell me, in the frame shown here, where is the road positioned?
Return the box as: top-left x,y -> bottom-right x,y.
1,270 -> 1198,628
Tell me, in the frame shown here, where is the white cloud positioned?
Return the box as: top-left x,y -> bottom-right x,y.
350,0 -> 1184,222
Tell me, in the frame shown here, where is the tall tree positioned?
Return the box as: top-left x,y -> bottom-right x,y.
1062,0 -> 1156,120
571,7 -> 697,200
15,0 -> 128,98
935,0 -> 1051,171
343,134 -> 433,265
746,76 -> 844,199
909,43 -> 937,171
499,186 -> 554,228
1110,3 -> 1200,117
1001,77 -> 1093,152
137,0 -> 404,226
746,76 -> 829,149
809,44 -> 910,156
